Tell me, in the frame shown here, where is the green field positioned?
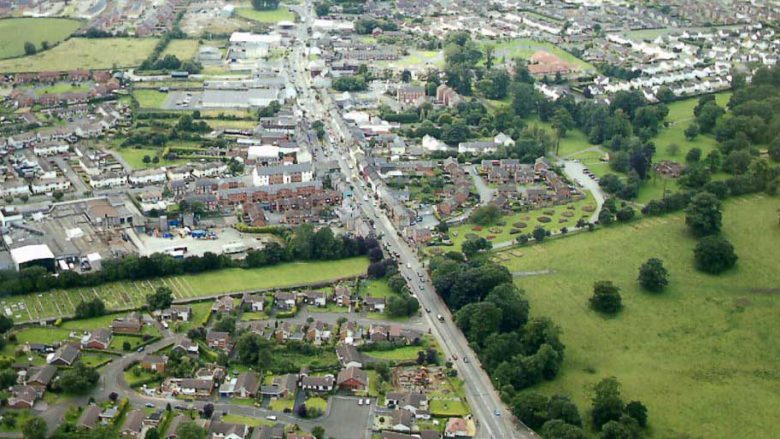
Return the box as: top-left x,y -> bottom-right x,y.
501,195 -> 779,438
161,40 -> 199,61
429,399 -> 470,417
32,83 -> 91,95
114,147 -> 166,169
133,89 -> 169,109
0,18 -> 82,59
0,37 -> 157,73
2,258 -> 368,323
221,414 -> 275,427
235,7 -> 296,23
379,50 -> 444,69
487,39 -> 595,72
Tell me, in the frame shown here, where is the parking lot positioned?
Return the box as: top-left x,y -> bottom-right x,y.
161,91 -> 203,110
134,226 -> 275,257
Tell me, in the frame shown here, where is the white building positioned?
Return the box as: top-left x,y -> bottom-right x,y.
33,140 -> 70,156
458,141 -> 498,154
251,163 -> 313,187
89,172 -> 126,189
129,169 -> 167,186
228,32 -> 282,59
192,162 -> 228,178
30,178 -> 70,195
421,135 -> 450,152
0,181 -> 31,198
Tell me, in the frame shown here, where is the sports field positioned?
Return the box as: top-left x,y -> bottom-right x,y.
0,18 -> 82,59
235,7 -> 296,23
0,257 -> 368,323
501,195 -> 779,438
488,39 -> 595,72
0,38 -> 157,73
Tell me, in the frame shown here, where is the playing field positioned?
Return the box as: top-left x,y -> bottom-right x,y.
0,37 -> 157,73
235,7 -> 296,23
0,18 -> 82,59
488,39 -> 595,72
0,257 -> 368,323
133,89 -> 169,109
501,195 -> 779,438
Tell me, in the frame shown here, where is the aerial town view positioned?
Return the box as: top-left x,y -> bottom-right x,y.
0,0 -> 777,438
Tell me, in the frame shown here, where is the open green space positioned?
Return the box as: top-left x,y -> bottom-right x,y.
501,195 -> 779,438
221,414 -> 275,427
363,279 -> 394,298
31,83 -> 91,96
0,18 -> 82,59
0,37 -> 157,73
363,345 -> 423,362
487,39 -> 595,72
124,367 -> 160,387
268,396 -> 295,411
161,40 -> 199,61
133,89 -> 168,109
379,50 -> 444,69
113,147 -> 168,170
4,258 -> 368,323
305,396 -> 328,412
81,352 -> 113,367
429,399 -> 470,417
235,7 -> 296,23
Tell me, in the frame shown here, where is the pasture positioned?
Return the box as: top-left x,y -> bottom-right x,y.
0,18 -> 82,59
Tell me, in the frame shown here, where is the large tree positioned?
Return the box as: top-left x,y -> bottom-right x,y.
176,422 -> 207,439
637,258 -> 669,292
685,192 -> 722,237
147,286 -> 173,310
58,362 -> 100,394
589,281 -> 622,314
694,235 -> 738,274
21,417 -> 46,439
591,377 -> 624,430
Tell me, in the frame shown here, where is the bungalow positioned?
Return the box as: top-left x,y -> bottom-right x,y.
161,305 -> 192,322
252,425 -> 286,439
274,292 -> 297,310
172,337 -> 199,356
81,328 -> 112,350
210,421 -> 249,439
457,141 -> 497,155
260,373 -> 297,398
112,313 -> 143,334
301,290 -> 327,307
121,410 -> 146,438
336,366 -> 368,392
241,293 -> 265,312
212,296 -> 235,314
364,297 -> 386,313
386,391 -> 430,419
444,417 -> 474,438
233,371 -> 260,398
47,343 -> 81,366
336,345 -> 363,369
206,331 -> 232,351
389,326 -> 423,345
299,375 -> 334,392
333,285 -> 352,307
338,321 -> 364,346
304,321 -> 331,345
141,355 -> 168,374
144,410 -> 165,427
8,385 -> 37,409
389,409 -> 414,433
275,322 -> 304,343
78,404 -> 103,430
177,378 -> 215,397
25,365 -> 57,395
369,324 -> 389,343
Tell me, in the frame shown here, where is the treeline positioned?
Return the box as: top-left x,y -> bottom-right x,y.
428,254 -> 565,417
0,226 -> 372,297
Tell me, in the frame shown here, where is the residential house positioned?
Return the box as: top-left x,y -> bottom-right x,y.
436,84 -> 461,107
252,424 -> 285,439
386,392 -> 430,419
206,331 -> 232,351
397,86 -> 426,105
129,169 -> 167,186
212,296 -> 235,314
457,141 -> 497,155
336,345 -> 363,368
47,343 -> 81,366
175,378 -> 215,397
338,321 -> 364,346
260,374 -> 297,398
389,409 -> 414,433
421,135 -> 449,152
241,293 -> 265,312
364,297 -> 386,313
193,162 -> 227,179
111,313 -> 143,334
274,292 -> 296,310
33,140 -> 69,156
8,385 -> 37,409
30,177 -> 70,195
81,328 -> 112,350
141,355 -> 168,374
389,326 -> 423,345
299,375 -> 334,392
252,163 -> 313,187
78,404 -> 103,430
210,421 -> 249,439
304,321 -> 331,345
301,290 -> 327,307
275,322 -> 304,343
120,410 -> 146,438
144,410 -> 165,427
333,285 -> 352,307
161,305 -> 192,322
172,337 -> 199,356
233,371 -> 260,398
89,172 -> 126,189
336,366 -> 368,392
286,433 -> 314,439
444,417 -> 474,437
369,324 -> 389,343
25,365 -> 57,395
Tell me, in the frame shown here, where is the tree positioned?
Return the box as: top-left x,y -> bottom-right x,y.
532,226 -> 547,243
24,41 -> 37,55
58,362 -> 100,394
462,237 -> 492,257
74,298 -> 106,319
547,394 -> 582,426
143,155 -> 151,164
541,419 -> 587,439
637,258 -> 668,292
202,403 -> 214,418
213,316 -> 236,335
21,417 -> 46,439
485,283 -> 529,332
684,123 -> 699,140
591,377 -> 624,430
600,416 -> 642,439
147,286 -> 173,310
0,315 -> 13,334
624,401 -> 648,428
314,2 -> 330,16
123,341 -> 132,351
469,205 -> 501,225
146,428 -> 160,439
511,83 -> 538,118
511,392 -> 549,429
312,426 -> 325,439
694,235 -> 738,274
685,192 -> 722,237
455,302 -> 501,346
685,147 -> 702,163
176,422 -> 207,439
589,281 -> 622,314
665,143 -> 680,157
598,207 -> 615,226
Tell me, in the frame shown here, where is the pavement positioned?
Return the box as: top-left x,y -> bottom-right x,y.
468,165 -> 495,204
560,159 -> 605,223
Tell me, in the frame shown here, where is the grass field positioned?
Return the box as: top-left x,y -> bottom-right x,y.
32,83 -> 91,95
429,399 -> 470,417
305,396 -> 328,412
221,414 -> 275,427
501,195 -> 780,438
161,40 -> 199,61
0,38 -> 157,73
487,39 -> 595,72
0,18 -> 82,59
2,258 -> 368,323
379,50 -> 444,69
114,147 -> 166,169
364,346 -> 422,362
235,7 -> 296,23
133,89 -> 168,109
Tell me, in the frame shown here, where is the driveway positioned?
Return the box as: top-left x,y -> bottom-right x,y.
561,160 -> 605,222
468,165 -> 494,204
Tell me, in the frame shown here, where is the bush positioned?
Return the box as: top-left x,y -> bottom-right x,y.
589,281 -> 622,314
537,216 -> 551,223
694,236 -> 738,274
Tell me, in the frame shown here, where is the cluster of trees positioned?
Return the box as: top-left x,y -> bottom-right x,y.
0,227 -> 371,297
597,198 -> 636,225
512,392 -> 583,436
251,0 -> 280,10
469,204 -> 502,226
384,273 -> 420,318
147,286 -> 174,310
591,377 -> 649,438
56,362 -> 101,394
430,254 -> 565,406
23,40 -> 50,56
354,18 -> 398,34
685,192 -> 738,274
176,114 -> 211,133
589,281 -> 622,315
74,298 -> 107,319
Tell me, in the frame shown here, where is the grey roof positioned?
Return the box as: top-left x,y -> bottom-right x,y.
27,365 -> 57,385
121,410 -> 145,434
78,404 -> 102,429
254,162 -> 312,176
51,344 -> 80,364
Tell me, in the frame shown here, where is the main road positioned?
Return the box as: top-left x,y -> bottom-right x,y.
290,2 -> 535,438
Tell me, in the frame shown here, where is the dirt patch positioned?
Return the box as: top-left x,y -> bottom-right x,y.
537,216 -> 552,223
513,222 -> 527,229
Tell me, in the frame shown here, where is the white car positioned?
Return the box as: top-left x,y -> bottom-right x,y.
357,399 -> 363,406
266,415 -> 277,421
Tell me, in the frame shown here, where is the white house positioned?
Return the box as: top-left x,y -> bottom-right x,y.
30,178 -> 70,195
0,181 -> 31,198
421,135 -> 450,152
89,172 -> 126,189
33,140 -> 69,156
166,166 -> 193,182
251,163 -> 313,187
458,141 -> 497,155
494,132 -> 515,147
192,162 -> 227,178
128,169 -> 167,186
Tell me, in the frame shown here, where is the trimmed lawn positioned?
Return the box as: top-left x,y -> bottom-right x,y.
81,352 -> 113,367
161,40 -> 199,61
0,38 -> 157,73
268,397 -> 295,412
33,83 -> 91,96
501,195 -> 780,438
14,327 -> 73,345
363,346 -> 422,362
221,414 -> 275,427
379,50 -> 444,69
240,311 -> 268,321
487,39 -> 595,72
363,279 -> 394,298
114,147 -> 169,169
305,396 -> 328,412
124,367 -> 159,387
429,399 -> 470,417
235,7 -> 296,23
133,89 -> 169,109
0,18 -> 82,59
60,314 -> 120,331
109,335 -> 146,351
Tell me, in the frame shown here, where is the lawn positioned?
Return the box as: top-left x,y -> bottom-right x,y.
33,83 -> 91,96
14,327 -> 74,345
81,352 -> 114,367
60,314 -> 121,331
0,18 -> 82,59
363,346 -> 423,362
109,335 -> 146,351
133,89 -> 169,109
161,40 -> 199,61
500,195 -> 780,438
124,367 -> 160,387
268,396 -> 295,412
235,7 -> 296,23
487,39 -> 595,72
305,396 -> 328,412
379,50 -> 444,69
363,279 -> 394,298
429,399 -> 470,417
0,37 -> 157,73
221,414 -> 275,427
240,311 -> 268,321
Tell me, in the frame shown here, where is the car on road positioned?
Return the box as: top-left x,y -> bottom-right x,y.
145,403 -> 155,408
266,415 -> 277,421
437,314 -> 444,322
175,405 -> 186,410
136,346 -> 145,352
495,409 -> 501,416
358,399 -> 363,405
425,307 -> 431,313
463,357 -> 469,363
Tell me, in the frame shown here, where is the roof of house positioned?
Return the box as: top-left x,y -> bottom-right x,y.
122,410 -> 145,434
210,420 -> 248,438
87,328 -> 112,345
78,404 -> 102,429
235,371 -> 260,394
337,366 -> 367,386
27,365 -> 57,385
300,375 -> 334,387
50,343 -> 80,364
336,345 -> 363,365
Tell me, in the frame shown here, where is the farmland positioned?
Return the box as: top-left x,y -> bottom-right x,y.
500,195 -> 780,438
0,257 -> 369,323
0,38 -> 157,73
0,18 -> 82,59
